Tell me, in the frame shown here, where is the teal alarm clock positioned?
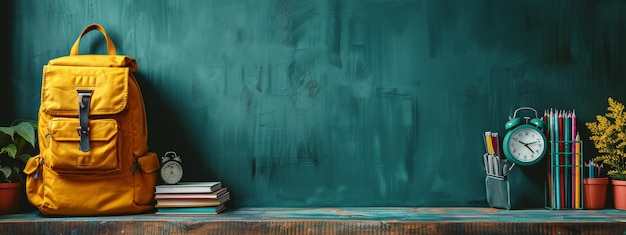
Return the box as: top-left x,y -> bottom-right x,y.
502,107 -> 548,166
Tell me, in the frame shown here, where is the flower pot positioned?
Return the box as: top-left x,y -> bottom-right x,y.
611,179 -> 626,210
0,182 -> 22,214
584,178 -> 608,209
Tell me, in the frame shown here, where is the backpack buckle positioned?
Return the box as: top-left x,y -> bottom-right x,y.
76,126 -> 90,136
77,92 -> 92,108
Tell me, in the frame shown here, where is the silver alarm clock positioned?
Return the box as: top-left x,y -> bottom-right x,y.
160,151 -> 183,184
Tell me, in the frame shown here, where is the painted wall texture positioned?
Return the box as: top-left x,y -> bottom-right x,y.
7,0 -> 626,208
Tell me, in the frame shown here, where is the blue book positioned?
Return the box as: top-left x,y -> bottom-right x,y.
156,204 -> 226,215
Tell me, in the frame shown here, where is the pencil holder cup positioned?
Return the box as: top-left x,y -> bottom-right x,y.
485,175 -> 511,209
584,178 -> 608,210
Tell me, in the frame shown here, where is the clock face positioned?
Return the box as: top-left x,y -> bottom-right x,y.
161,161 -> 183,184
503,125 -> 547,166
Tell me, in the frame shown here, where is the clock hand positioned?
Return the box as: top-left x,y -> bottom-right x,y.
524,145 -> 535,154
517,140 -> 535,153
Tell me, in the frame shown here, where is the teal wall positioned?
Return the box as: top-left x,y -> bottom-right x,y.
8,0 -> 626,208
1,1 -> 14,125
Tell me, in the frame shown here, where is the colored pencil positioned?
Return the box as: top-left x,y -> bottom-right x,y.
568,111 -> 578,208
491,132 -> 499,157
553,109 -> 560,209
558,111 -> 566,208
575,132 -> 581,208
485,131 -> 494,155
562,111 -> 572,208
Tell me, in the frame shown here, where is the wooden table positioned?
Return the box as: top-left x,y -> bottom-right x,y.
1,207 -> 626,234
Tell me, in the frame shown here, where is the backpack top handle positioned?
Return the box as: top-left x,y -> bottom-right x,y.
69,23 -> 117,56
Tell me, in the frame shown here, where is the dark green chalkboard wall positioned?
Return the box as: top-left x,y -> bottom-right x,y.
7,0 -> 626,208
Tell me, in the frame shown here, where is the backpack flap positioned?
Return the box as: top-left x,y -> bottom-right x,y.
47,118 -> 121,173
41,64 -> 129,116
48,55 -> 137,72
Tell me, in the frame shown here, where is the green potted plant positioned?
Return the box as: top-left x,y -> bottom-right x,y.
586,97 -> 626,210
0,119 -> 38,214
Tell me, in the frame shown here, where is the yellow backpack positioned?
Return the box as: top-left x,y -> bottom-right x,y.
24,24 -> 160,216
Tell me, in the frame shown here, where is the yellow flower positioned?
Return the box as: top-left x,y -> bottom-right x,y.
586,97 -> 626,180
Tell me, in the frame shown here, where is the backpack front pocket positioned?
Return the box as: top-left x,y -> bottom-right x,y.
47,118 -> 120,173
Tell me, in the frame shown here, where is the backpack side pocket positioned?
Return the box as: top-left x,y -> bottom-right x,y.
23,155 -> 44,208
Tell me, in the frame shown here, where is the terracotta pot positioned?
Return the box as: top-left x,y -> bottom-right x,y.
584,178 -> 609,209
0,182 -> 22,214
612,179 -> 626,210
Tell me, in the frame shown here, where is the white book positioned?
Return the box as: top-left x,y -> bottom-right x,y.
155,182 -> 222,194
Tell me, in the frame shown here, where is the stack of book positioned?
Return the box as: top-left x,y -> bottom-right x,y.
154,182 -> 229,215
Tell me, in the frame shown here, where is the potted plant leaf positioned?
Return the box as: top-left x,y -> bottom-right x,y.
0,119 -> 38,214
586,97 -> 626,210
